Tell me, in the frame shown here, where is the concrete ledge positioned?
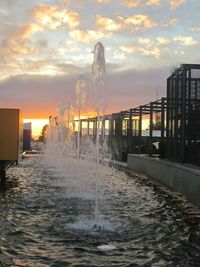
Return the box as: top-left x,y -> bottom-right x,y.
128,154 -> 200,207
104,159 -> 127,171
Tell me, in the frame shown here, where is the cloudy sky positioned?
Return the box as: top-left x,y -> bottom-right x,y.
0,0 -> 200,118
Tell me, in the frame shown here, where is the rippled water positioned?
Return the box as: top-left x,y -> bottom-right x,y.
0,154 -> 200,267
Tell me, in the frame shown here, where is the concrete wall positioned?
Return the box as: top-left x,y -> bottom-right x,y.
127,154 -> 200,208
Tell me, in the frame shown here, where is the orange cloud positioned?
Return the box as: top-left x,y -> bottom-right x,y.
120,37 -> 165,58
168,18 -> 178,25
170,0 -> 186,9
122,0 -> 140,8
0,22 -> 45,70
120,39 -> 162,59
125,14 -> 157,28
122,0 -> 160,8
139,47 -> 161,58
156,37 -> 170,46
69,29 -> 104,43
162,18 -> 178,27
146,0 -> 160,6
120,45 -> 135,53
96,15 -> 123,31
32,3 -> 80,29
0,4 -> 80,71
138,38 -> 153,47
13,24 -> 42,38
0,38 -> 36,65
97,0 -> 112,3
96,14 -> 156,32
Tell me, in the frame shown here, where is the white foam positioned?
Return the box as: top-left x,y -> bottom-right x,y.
97,244 -> 116,251
65,219 -> 117,232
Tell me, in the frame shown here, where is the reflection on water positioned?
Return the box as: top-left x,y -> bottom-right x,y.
0,154 -> 200,267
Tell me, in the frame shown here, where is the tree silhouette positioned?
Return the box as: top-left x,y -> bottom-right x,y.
39,124 -> 48,142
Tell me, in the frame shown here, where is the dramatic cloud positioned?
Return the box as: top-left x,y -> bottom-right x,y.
0,37 -> 36,65
31,3 -> 80,29
96,14 -> 157,32
0,22 -> 44,66
11,24 -> 42,38
0,0 -> 199,118
0,66 -> 169,118
0,3 -> 80,73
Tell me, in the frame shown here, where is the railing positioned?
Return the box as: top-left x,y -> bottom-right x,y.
74,97 -> 167,162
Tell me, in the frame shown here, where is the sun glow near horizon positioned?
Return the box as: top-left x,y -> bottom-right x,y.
23,118 -> 49,139
23,112 -> 96,139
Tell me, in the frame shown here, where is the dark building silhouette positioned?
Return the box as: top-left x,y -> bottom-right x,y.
23,122 -> 32,151
166,64 -> 200,163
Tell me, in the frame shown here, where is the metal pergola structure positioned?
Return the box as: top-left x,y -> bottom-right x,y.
76,97 -> 167,161
65,64 -> 200,163
166,64 -> 200,163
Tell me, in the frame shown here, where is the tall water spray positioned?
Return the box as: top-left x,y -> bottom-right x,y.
65,103 -> 74,144
45,43 -> 106,228
92,42 -> 106,223
46,102 -> 74,159
75,76 -> 87,158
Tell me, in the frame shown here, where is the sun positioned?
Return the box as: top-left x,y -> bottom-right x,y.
23,119 -> 49,140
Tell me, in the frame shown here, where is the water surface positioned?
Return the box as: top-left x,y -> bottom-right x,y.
0,155 -> 200,267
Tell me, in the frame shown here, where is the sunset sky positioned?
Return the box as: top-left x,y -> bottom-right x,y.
0,0 -> 200,123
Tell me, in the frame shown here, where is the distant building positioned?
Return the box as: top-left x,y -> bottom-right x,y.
23,122 -> 32,151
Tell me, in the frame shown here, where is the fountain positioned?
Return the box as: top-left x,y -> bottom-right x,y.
1,43 -> 200,266
46,102 -> 74,157
75,76 -> 87,158
92,42 -> 106,224
44,42 -> 110,231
